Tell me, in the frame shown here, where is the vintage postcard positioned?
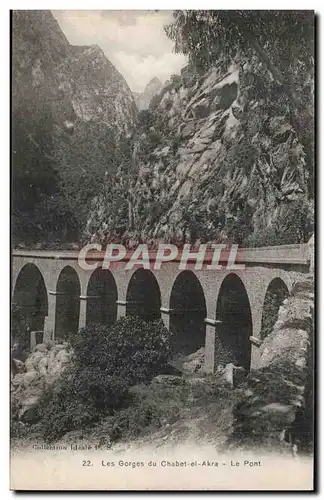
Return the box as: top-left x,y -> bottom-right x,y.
10,9 -> 315,490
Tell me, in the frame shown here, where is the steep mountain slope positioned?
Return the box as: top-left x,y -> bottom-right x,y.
86,59 -> 313,246
12,10 -> 137,244
134,77 -> 163,110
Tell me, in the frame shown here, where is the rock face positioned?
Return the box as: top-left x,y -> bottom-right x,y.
134,77 -> 163,110
11,342 -> 72,422
13,10 -> 136,136
231,275 -> 314,453
12,10 -> 137,243
87,61 -> 312,246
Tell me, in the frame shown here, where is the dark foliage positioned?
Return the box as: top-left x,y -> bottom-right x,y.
69,317 -> 172,383
35,317 -> 172,441
260,288 -> 288,341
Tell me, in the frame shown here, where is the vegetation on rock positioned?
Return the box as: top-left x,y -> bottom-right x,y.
18,317 -> 172,441
88,11 -> 314,247
12,11 -> 314,248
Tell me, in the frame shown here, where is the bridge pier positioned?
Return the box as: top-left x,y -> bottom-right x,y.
78,295 -> 87,330
204,318 -> 223,373
204,322 -> 216,374
43,291 -> 57,342
116,300 -> 127,319
160,307 -> 171,329
250,339 -> 262,369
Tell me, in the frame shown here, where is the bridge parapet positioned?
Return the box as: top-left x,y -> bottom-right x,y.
12,242 -> 310,267
240,243 -> 309,266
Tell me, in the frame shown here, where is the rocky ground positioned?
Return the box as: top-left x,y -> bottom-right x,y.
11,342 -> 72,423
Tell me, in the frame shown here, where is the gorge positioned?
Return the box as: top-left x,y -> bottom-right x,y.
12,10 -> 314,249
11,10 -> 314,464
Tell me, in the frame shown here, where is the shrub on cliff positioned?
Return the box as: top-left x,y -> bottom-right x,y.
36,317 -> 172,441
244,198 -> 313,247
36,366 -> 130,441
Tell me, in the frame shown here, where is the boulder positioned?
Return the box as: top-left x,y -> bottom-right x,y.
23,370 -> 38,388
175,347 -> 205,374
49,349 -> 71,376
11,373 -> 24,388
35,343 -> 48,353
11,342 -> 73,421
38,356 -> 48,375
50,344 -> 66,355
56,348 -> 70,362
12,358 -> 25,374
25,351 -> 44,372
46,349 -> 56,373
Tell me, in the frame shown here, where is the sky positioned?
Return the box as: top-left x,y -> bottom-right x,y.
52,10 -> 188,93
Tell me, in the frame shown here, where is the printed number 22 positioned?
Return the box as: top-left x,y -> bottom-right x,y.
82,460 -> 92,466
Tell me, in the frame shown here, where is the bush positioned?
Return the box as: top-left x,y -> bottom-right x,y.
35,317 -> 172,441
148,130 -> 162,148
108,390 -> 182,441
70,317 -> 171,383
36,371 -> 100,441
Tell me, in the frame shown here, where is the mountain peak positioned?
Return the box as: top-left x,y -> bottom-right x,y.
146,76 -> 163,88
134,77 -> 163,111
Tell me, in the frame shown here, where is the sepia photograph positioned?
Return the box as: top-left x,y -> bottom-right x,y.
10,8 -> 315,490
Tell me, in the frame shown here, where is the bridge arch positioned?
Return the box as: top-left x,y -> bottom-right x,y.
86,267 -> 117,326
260,277 -> 289,341
169,271 -> 207,357
55,266 -> 81,340
215,273 -> 252,372
12,263 -> 48,342
126,269 -> 161,321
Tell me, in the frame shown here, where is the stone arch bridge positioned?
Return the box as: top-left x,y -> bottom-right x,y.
12,242 -> 313,373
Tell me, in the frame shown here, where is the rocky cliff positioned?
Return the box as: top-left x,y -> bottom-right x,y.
12,10 -> 137,243
134,77 -> 163,111
230,275 -> 314,453
13,10 -> 136,139
12,11 -> 313,248
87,58 -> 313,247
